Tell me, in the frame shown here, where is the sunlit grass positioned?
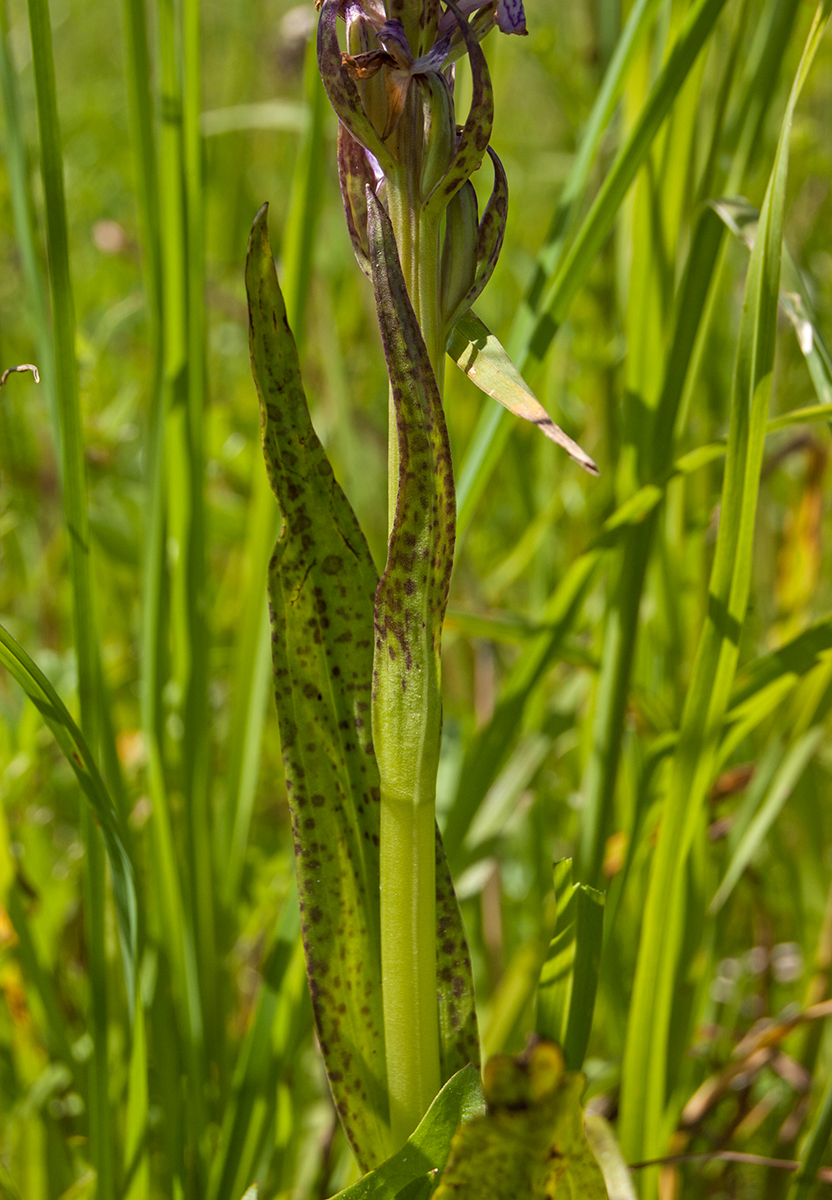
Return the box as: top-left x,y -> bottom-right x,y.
1,0 -> 832,1196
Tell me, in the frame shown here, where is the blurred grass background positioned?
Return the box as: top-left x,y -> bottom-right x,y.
2,0 -> 832,1196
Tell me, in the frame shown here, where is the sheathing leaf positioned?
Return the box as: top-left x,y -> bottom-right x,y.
367,188 -> 479,1076
331,1066 -> 484,1200
246,203 -> 389,1168
436,834 -> 480,1075
368,190 -> 456,807
247,204 -> 479,1163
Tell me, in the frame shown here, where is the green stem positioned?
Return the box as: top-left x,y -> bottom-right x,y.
379,173 -> 446,1148
381,797 -> 440,1148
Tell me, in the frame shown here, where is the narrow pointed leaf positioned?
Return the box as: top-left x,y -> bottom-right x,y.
447,310 -> 598,474
712,195 -> 832,408
424,1 -> 493,219
246,202 -> 390,1169
536,861 -> 604,1071
461,146 -> 508,316
710,726 -> 824,914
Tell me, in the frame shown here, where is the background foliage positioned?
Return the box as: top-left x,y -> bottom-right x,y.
1,0 -> 832,1196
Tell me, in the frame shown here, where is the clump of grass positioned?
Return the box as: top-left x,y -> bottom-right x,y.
1,0 -> 832,1197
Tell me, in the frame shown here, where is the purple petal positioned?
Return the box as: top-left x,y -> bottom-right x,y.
497,0 -> 526,34
437,0 -> 483,35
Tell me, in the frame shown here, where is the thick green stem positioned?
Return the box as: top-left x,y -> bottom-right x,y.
379,174 -> 446,1147
381,797 -> 440,1147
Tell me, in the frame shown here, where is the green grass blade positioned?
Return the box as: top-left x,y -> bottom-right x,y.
710,727 -> 824,914
787,1071 -> 832,1200
578,205 -> 726,884
537,862 -> 604,1071
456,0 -> 728,536
0,0 -> 58,453
181,0 -> 219,1088
618,4 -> 832,1172
25,7 -> 127,1182
510,0 -> 663,352
123,996 -> 149,1199
443,554 -> 601,864
207,892 -> 303,1200
222,36 -> 328,905
0,622 -> 138,984
528,0 -> 728,365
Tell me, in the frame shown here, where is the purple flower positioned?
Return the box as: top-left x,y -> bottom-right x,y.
438,0 -> 527,36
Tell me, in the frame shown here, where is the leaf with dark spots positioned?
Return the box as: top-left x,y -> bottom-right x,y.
423,0 -> 494,220
456,145 -> 508,321
318,0 -> 394,173
447,310 -> 599,474
368,189 -> 456,810
436,829 -> 480,1076
247,202 -> 390,1169
338,122 -> 376,277
248,202 -> 479,1165
368,189 -> 479,1074
432,1040 -> 607,1200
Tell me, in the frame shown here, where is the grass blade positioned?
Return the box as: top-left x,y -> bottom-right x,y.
710,727 -> 824,914
618,4 -> 832,1172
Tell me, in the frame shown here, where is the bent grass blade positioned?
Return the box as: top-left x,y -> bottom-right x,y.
0,623 -> 138,989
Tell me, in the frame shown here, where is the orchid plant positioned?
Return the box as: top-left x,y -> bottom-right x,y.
246,0 -> 602,1186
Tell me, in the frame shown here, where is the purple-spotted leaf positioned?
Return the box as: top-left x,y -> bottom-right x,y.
432,1040 -> 607,1200
443,146 -> 508,329
246,203 -> 390,1170
247,204 -> 479,1162
466,145 -> 508,310
423,1 -> 494,219
447,310 -> 599,475
366,189 -> 479,1074
368,186 -> 455,811
338,121 -> 377,276
318,0 -> 395,172
436,836 -> 480,1076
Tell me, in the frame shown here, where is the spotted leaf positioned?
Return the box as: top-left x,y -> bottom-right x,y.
247,202 -> 390,1169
